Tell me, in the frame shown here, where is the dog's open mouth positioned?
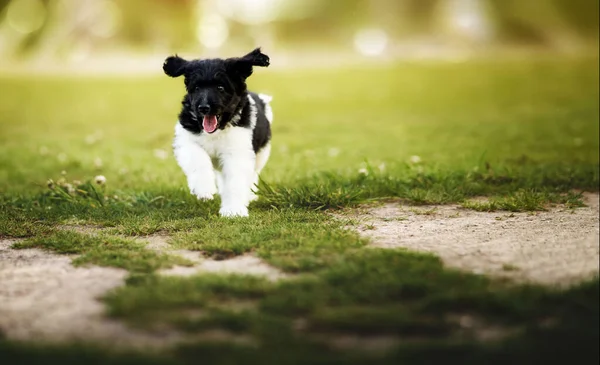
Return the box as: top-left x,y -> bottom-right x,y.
202,115 -> 220,134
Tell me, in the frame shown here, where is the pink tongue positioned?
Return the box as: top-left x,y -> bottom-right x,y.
202,115 -> 218,133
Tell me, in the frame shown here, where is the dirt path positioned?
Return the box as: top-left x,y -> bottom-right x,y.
0,239 -> 150,345
347,193 -> 599,285
145,235 -> 287,280
0,235 -> 286,346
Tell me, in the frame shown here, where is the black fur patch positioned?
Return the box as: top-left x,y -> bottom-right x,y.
250,93 -> 271,153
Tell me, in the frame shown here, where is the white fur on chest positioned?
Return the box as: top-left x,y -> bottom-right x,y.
174,124 -> 253,166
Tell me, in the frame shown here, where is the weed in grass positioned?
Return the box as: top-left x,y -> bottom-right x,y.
381,216 -> 408,222
462,190 -> 586,212
411,208 -> 438,216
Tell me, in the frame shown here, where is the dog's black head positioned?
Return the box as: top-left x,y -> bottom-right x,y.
163,48 -> 269,134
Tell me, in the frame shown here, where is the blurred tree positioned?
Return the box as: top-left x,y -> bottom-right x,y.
0,0 -> 197,61
0,0 -> 597,62
488,0 -> 597,49
116,0 -> 196,51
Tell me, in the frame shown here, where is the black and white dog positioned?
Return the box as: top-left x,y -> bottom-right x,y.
163,48 -> 273,217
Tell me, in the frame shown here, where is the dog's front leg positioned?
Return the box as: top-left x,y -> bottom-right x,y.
218,132 -> 255,217
173,126 -> 217,200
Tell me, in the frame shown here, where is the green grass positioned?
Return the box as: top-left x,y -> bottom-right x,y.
13,230 -> 193,273
102,252 -> 598,362
0,55 -> 598,364
461,190 -> 588,212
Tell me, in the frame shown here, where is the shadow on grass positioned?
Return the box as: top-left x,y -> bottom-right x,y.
2,252 -> 598,365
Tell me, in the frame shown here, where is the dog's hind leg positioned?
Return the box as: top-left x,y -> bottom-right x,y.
255,143 -> 271,174
250,143 -> 271,202
215,171 -> 224,197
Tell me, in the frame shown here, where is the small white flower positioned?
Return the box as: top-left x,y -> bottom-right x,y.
358,168 -> 369,176
73,180 -> 82,186
94,157 -> 103,168
94,175 -> 106,185
57,153 -> 67,162
378,163 -> 386,172
64,183 -> 75,195
61,170 -> 67,176
47,179 -> 55,189
153,149 -> 168,160
328,148 -> 340,157
409,155 -> 421,164
39,146 -> 49,155
118,168 -> 129,175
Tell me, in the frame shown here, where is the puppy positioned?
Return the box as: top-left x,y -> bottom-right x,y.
163,48 -> 272,217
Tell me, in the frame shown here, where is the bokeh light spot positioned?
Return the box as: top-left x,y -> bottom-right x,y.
88,0 -> 121,38
217,0 -> 279,25
197,14 -> 229,49
354,28 -> 388,57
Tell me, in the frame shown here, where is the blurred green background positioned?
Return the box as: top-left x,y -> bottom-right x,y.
0,0 -> 598,72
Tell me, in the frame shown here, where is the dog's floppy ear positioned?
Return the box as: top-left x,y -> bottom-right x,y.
240,47 -> 270,67
163,55 -> 189,77
226,48 -> 270,80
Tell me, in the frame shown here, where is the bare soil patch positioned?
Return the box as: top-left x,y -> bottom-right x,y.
345,193 -> 599,286
159,254 -> 288,281
0,239 -> 183,347
145,235 -> 288,281
0,233 -> 285,346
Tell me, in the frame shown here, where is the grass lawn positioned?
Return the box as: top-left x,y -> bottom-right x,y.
0,55 -> 598,364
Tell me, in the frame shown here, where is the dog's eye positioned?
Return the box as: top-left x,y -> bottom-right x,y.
217,86 -> 225,92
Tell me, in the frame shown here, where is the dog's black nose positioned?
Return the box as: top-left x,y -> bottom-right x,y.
198,105 -> 210,114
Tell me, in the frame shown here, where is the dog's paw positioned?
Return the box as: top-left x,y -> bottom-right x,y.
219,205 -> 249,218
189,184 -> 217,201
194,192 -> 214,201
